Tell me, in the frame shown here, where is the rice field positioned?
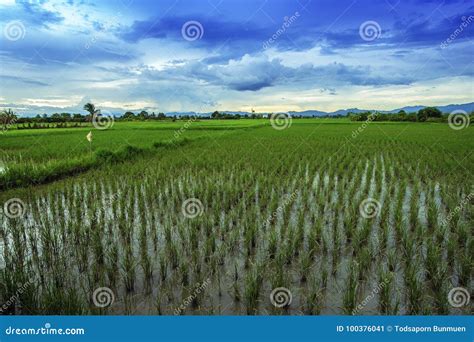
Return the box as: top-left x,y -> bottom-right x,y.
0,119 -> 472,315
0,120 -> 264,163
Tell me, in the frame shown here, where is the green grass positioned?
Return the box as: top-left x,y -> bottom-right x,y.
0,119 -> 472,315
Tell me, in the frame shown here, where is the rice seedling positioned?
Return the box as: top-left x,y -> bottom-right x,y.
243,262 -> 263,315
342,261 -> 360,314
304,274 -> 324,315
377,267 -> 394,314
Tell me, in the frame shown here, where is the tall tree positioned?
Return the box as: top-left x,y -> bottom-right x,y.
0,109 -> 18,131
83,103 -> 99,122
417,107 -> 442,121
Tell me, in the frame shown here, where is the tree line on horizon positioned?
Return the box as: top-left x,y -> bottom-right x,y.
348,107 -> 473,122
1,104 -> 472,130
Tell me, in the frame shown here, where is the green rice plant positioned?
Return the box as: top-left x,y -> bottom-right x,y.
43,286 -> 85,315
386,250 -> 398,273
408,190 -> 419,231
232,263 -> 241,303
105,244 -> 119,289
458,251 -> 472,287
121,245 -> 136,293
356,247 -> 372,282
320,259 -> 329,290
167,242 -> 179,270
243,262 -> 263,315
159,252 -> 168,282
378,268 -> 393,314
154,289 -> 163,315
342,261 -> 359,314
426,197 -> 438,231
304,274 -> 323,315
267,230 -> 278,259
404,263 -> 423,314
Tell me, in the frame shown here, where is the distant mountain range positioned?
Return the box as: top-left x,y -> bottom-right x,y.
286,102 -> 474,117
2,102 -> 473,117
170,102 -> 474,117
168,102 -> 474,117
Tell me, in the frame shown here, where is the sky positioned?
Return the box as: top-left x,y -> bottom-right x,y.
0,0 -> 473,115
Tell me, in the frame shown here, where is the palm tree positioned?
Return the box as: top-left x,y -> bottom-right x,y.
83,103 -> 99,122
0,109 -> 18,132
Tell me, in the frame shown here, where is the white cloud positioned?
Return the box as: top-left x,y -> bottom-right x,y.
0,0 -> 15,6
22,97 -> 82,108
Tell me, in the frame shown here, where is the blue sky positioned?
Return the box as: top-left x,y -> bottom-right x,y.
0,0 -> 473,114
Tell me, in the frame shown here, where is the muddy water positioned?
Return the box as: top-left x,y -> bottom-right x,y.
1,155 -> 471,315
